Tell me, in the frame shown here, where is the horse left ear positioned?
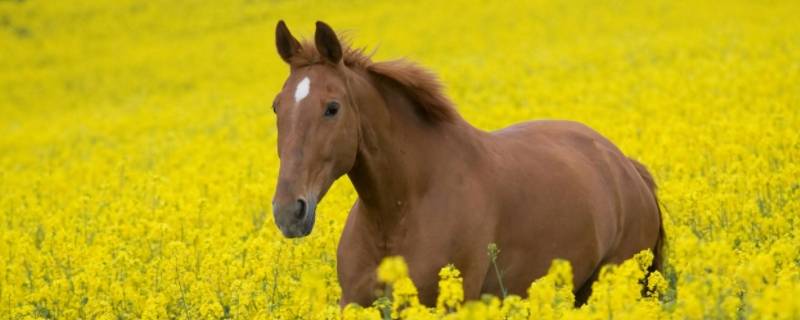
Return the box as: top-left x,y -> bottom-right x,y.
314,21 -> 342,65
276,20 -> 302,64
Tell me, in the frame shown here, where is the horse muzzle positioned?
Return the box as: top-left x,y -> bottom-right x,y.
272,197 -> 317,238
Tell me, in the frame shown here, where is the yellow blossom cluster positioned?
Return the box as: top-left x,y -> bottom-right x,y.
436,265 -> 464,314
1,0 -> 798,319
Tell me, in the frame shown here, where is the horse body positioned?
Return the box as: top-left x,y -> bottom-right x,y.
483,121 -> 662,302
337,107 -> 660,306
270,21 -> 663,308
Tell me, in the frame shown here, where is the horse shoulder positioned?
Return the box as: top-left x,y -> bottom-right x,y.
397,174 -> 497,302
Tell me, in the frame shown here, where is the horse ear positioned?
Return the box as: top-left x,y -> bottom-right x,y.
314,21 -> 342,64
276,20 -> 301,63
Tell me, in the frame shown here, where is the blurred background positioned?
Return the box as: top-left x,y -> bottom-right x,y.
1,0 -> 798,318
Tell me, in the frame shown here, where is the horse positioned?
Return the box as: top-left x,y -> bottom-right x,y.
269,20 -> 664,307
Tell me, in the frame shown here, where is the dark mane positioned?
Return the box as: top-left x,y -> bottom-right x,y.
291,39 -> 458,123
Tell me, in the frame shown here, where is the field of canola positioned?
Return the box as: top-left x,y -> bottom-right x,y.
1,0 -> 799,319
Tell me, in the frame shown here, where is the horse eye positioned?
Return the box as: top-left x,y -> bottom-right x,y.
324,101 -> 340,117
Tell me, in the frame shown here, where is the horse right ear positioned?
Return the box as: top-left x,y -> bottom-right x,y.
276,20 -> 301,64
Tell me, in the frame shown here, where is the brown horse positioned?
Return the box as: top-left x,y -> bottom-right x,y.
270,21 -> 664,307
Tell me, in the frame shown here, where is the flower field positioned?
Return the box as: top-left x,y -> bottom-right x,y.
1,0 -> 798,318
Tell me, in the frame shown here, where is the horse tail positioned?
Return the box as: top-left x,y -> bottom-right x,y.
629,158 -> 665,273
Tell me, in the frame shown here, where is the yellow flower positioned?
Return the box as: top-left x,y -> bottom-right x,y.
527,259 -> 574,319
378,256 -> 410,284
392,277 -> 420,318
437,264 -> 464,314
343,303 -> 383,320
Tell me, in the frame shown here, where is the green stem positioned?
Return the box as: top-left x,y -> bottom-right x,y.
491,259 -> 508,299
487,243 -> 508,298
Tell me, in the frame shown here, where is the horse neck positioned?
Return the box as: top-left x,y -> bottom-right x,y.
346,70 -> 481,228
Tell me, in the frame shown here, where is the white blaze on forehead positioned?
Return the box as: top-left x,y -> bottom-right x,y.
294,76 -> 311,104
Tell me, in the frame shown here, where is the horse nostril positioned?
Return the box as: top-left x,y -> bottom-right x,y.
295,199 -> 307,220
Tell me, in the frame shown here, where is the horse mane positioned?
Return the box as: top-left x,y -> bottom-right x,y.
291,39 -> 458,123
